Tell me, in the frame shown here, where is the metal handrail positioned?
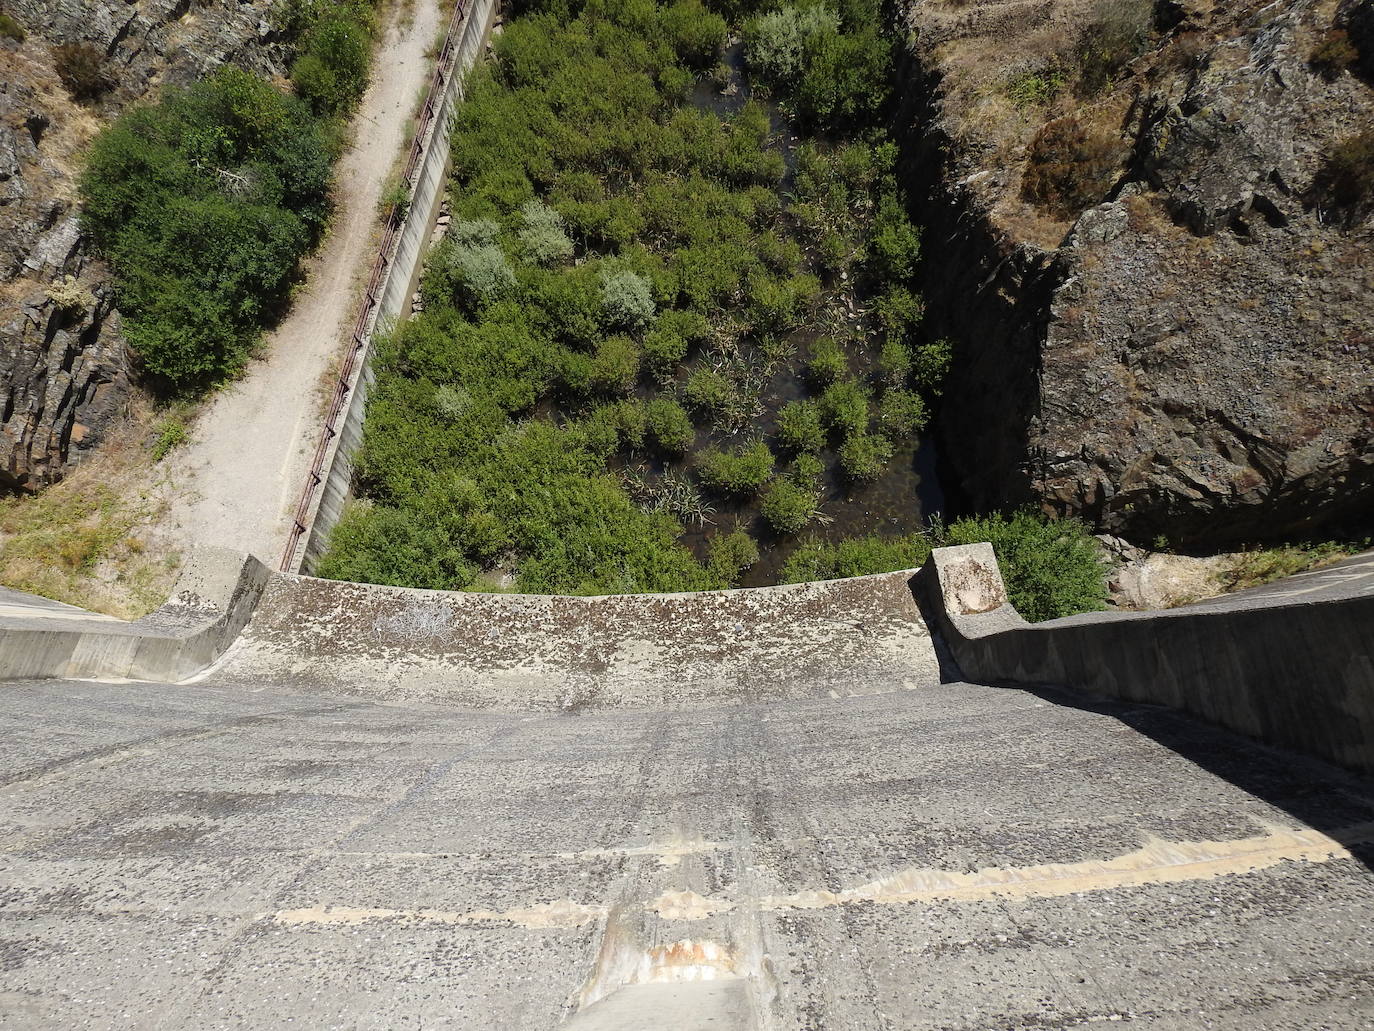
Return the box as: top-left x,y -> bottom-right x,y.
280,0 -> 471,573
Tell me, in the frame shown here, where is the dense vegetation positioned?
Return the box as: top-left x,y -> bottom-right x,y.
78,0 -> 381,390
319,0 -> 1111,617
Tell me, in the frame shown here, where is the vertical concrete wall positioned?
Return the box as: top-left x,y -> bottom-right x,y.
920,544 -> 1374,776
296,0 -> 497,574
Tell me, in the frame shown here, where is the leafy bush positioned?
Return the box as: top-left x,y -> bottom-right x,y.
818,377 -> 869,437
911,337 -> 952,394
745,5 -> 838,86
661,0 -> 729,67
150,418 -> 188,461
291,10 -> 373,116
760,475 -> 819,534
837,431 -> 891,482
707,527 -> 760,584
941,509 -> 1108,622
590,335 -> 641,394
601,268 -> 656,328
774,398 -> 825,453
1319,130 -> 1374,213
445,240 -> 517,309
781,532 -> 931,583
0,12 -> 25,41
646,396 -> 695,453
877,340 -> 911,387
518,199 -> 575,264
878,388 -> 926,437
1022,112 -> 1128,219
80,67 -> 332,389
867,194 -> 920,281
695,439 -> 774,495
54,43 -> 112,102
683,366 -> 733,413
644,325 -> 688,378
804,336 -> 846,385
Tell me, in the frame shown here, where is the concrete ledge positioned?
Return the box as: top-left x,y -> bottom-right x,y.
0,549 -> 271,683
919,544 -> 1374,775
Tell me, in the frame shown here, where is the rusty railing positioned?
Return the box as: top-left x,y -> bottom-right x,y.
279,0 -> 472,573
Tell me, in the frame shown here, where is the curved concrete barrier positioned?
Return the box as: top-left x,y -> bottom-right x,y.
211,568 -> 939,708
920,543 -> 1374,775
0,548 -> 271,683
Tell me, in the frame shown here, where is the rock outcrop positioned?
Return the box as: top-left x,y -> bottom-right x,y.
0,2 -> 287,491
900,0 -> 1374,546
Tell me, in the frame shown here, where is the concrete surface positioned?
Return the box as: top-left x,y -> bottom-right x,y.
0,549 -> 269,682
3,673 -> 1374,1029
207,568 -> 940,708
922,544 -> 1374,775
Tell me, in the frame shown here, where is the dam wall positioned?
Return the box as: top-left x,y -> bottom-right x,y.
284,0 -> 499,575
922,544 -> 1374,775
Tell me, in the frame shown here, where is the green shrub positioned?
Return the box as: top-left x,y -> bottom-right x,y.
804,336 -> 846,386
80,67 -> 332,389
518,199 -> 575,264
590,335 -> 641,394
745,4 -> 838,86
445,241 -> 517,309
780,532 -> 932,583
707,527 -> 760,584
695,439 -> 774,495
818,377 -> 868,436
1319,130 -> 1374,212
150,418 -> 188,461
941,509 -> 1108,622
661,0 -> 728,67
1022,112 -> 1129,219
54,42 -> 112,102
1005,64 -> 1069,107
646,397 -> 695,453
867,193 -> 920,282
877,340 -> 911,387
683,366 -> 733,413
0,12 -> 25,41
873,286 -> 923,344
878,388 -> 927,437
911,336 -> 952,394
291,12 -> 372,116
643,325 -> 688,378
838,431 -> 891,482
760,475 -> 820,534
774,399 -> 825,453
601,268 -> 656,328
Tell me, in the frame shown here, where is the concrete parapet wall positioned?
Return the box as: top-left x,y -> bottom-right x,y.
921,544 -> 1374,775
213,569 -> 940,708
0,549 -> 271,683
296,0 -> 498,574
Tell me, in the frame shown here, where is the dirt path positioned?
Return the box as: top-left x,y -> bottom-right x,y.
158,0 -> 444,565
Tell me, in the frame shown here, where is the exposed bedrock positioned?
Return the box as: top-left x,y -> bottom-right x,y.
897,0 -> 1374,547
0,2 -> 288,491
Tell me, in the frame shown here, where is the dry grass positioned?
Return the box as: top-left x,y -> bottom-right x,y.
1212,542 -> 1366,594
0,405 -> 181,620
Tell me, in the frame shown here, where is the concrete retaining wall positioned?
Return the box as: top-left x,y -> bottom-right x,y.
296,0 -> 498,574
0,549 -> 271,683
920,544 -> 1374,775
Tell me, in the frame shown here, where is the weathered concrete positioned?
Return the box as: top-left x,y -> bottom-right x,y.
0,549 -> 269,683
3,673 -> 1374,1029
209,569 -> 940,708
922,544 -> 1374,776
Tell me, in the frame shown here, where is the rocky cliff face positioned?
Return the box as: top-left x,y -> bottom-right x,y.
0,1 -> 288,490
899,0 -> 1374,546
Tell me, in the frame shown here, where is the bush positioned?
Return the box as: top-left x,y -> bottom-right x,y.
644,325 -> 688,378
1311,28 -> 1359,80
695,439 -> 774,495
518,199 -> 575,264
877,340 -> 911,387
804,336 -> 846,385
683,366 -> 732,413
878,388 -> 927,437
1022,112 -> 1128,220
590,335 -> 641,395
291,12 -> 372,116
818,377 -> 869,436
1319,130 -> 1374,212
780,532 -> 932,583
837,431 -> 891,482
446,241 -> 517,309
911,336 -> 952,394
760,475 -> 819,534
601,268 -> 656,328
774,399 -> 825,453
150,418 -> 188,461
707,527 -> 760,584
661,0 -> 728,67
941,509 -> 1108,622
54,42 -> 112,102
867,193 -> 920,282
80,67 -> 332,389
646,396 -> 695,453
0,12 -> 25,41
745,5 -> 839,86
